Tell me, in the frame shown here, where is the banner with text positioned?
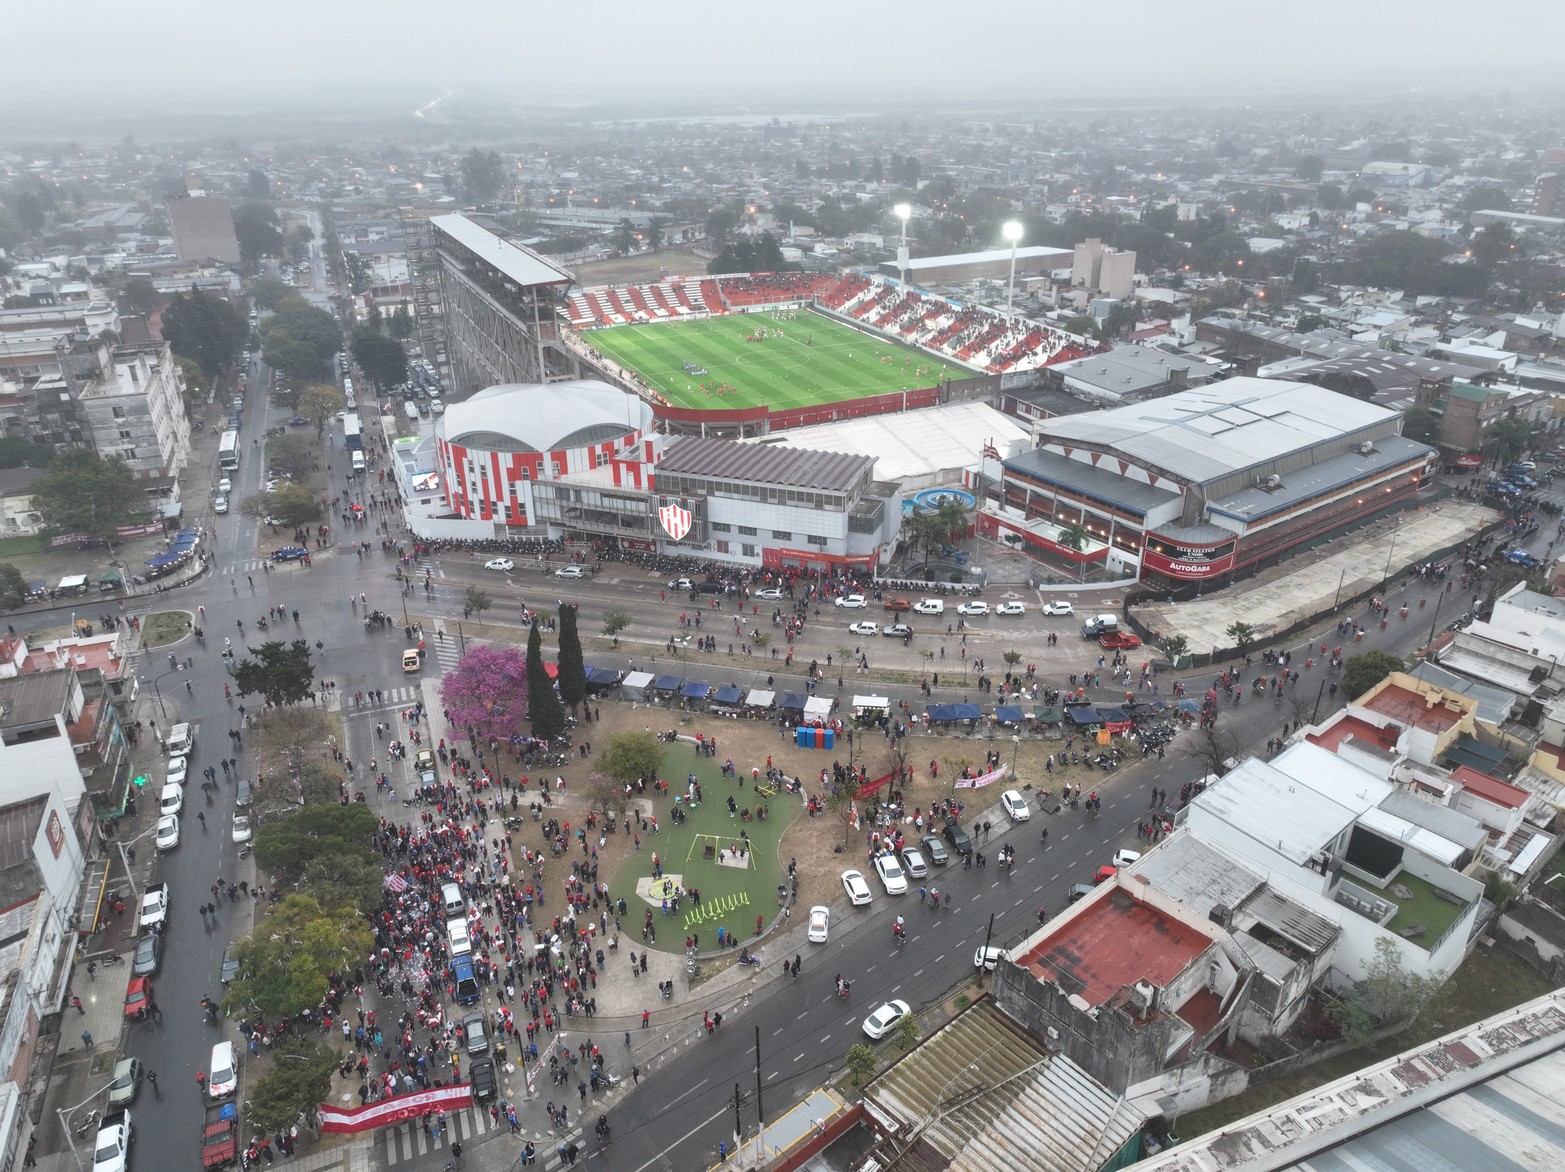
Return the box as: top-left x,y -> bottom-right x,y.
952,763 -> 1008,791
318,1084 -> 472,1133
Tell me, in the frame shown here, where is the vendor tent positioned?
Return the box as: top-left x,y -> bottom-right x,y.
681,681 -> 713,701
993,705 -> 1026,725
583,665 -> 621,691
803,696 -> 833,724
652,674 -> 684,696
744,689 -> 775,710
710,685 -> 744,708
778,693 -> 808,712
1033,706 -> 1064,725
1066,706 -> 1101,725
621,671 -> 655,701
851,695 -> 890,711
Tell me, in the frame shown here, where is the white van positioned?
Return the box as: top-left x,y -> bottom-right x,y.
166,722 -> 193,755
441,883 -> 465,919
208,1041 -> 238,1100
447,917 -> 472,956
351,451 -> 366,473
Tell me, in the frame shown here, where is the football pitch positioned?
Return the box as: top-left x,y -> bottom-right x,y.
582,309 -> 965,411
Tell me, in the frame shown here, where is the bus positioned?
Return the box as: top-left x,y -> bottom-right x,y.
218,430 -> 240,473
342,413 -> 362,452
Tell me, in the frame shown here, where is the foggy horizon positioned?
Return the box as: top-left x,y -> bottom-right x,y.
5,0 -> 1564,141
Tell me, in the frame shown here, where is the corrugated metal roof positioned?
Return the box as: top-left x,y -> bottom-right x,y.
430,214 -> 575,287
658,435 -> 871,491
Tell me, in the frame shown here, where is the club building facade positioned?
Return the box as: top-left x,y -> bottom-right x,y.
431,382 -> 901,571
980,378 -> 1438,585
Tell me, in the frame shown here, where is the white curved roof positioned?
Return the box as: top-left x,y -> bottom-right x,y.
438,380 -> 651,453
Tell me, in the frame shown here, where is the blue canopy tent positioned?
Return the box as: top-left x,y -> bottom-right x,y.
993,705 -> 1026,725
681,682 -> 713,701
1096,706 -> 1131,724
925,704 -> 959,722
1176,699 -> 1202,716
651,674 -> 684,695
710,685 -> 744,707
582,665 -> 621,693
1066,706 -> 1101,725
145,552 -> 181,569
778,693 -> 808,711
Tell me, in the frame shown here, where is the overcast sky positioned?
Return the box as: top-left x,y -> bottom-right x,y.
5,0 -> 1563,124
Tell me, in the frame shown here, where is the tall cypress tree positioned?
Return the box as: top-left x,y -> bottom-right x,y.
556,603 -> 587,715
526,621 -> 565,743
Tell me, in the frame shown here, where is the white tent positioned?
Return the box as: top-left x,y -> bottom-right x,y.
621,671 -> 655,701
804,696 -> 833,724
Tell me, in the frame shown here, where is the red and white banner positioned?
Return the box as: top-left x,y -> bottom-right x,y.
953,763 -> 1008,791
318,1085 -> 472,1133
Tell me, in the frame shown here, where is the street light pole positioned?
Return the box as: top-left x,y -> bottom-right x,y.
1010,734 -> 1020,780
57,1079 -> 117,1172
1002,221 -> 1024,314
115,822 -> 159,904
894,203 -> 911,290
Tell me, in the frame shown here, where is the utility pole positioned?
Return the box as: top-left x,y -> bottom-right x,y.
733,1083 -> 743,1158
755,1025 -> 766,1162
977,911 -> 995,986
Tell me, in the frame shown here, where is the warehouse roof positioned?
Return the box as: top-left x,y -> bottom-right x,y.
659,434 -> 872,492
1035,377 -> 1399,485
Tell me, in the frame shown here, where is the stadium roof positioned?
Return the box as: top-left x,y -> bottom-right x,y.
658,434 -> 871,492
1034,377 -> 1399,486
903,244 -> 1073,272
741,401 -> 1029,487
437,380 -> 649,453
430,214 -> 575,288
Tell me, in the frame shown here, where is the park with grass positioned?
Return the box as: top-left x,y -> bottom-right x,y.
584,308 -> 964,412
604,739 -> 796,953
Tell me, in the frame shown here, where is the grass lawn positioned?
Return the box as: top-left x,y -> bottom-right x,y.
584,309 -> 965,413
1177,944 -> 1554,1138
141,610 -> 191,648
606,749 -> 796,952
0,534 -> 44,558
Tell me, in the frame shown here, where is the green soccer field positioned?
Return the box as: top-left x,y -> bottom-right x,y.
581,309 -> 964,411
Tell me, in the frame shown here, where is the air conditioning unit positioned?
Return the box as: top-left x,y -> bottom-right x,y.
1358,441 -> 1374,455
1257,474 -> 1282,489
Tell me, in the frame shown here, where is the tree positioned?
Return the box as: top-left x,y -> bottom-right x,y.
232,201 -> 284,268
225,894 -> 372,1019
1328,936 -> 1442,1045
1342,650 -> 1404,700
300,854 -> 385,918
440,645 -> 530,744
615,219 -> 637,254
460,149 -> 504,203
1224,621 -> 1258,658
1293,155 -> 1325,183
254,803 -> 378,881
30,451 -> 145,537
245,484 -> 320,528
1056,522 -> 1090,552
596,731 -> 664,789
894,1010 -> 921,1051
351,327 -> 407,390
265,434 -> 316,483
1460,184 -> 1510,213
244,1039 -> 337,1134
601,611 -> 632,639
648,217 -> 666,252
556,603 -> 587,714
174,356 -> 207,412
1185,722 -> 1240,779
245,169 -> 272,200
1063,314 -> 1099,339
1401,406 -> 1442,446
248,278 -> 295,311
162,289 -> 247,378
298,383 -> 345,434
462,586 -> 492,622
705,206 -> 740,245
0,437 -> 56,468
845,1043 -> 879,1084
232,638 -> 316,708
389,304 -> 414,341
1484,418 -> 1534,465
0,563 -> 28,611
527,622 -> 566,742
263,299 -> 340,379
121,276 -> 159,315
1161,634 -> 1190,663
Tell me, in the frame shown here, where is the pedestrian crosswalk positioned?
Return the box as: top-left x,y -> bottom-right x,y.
380,1105 -> 496,1165
324,684 -> 425,713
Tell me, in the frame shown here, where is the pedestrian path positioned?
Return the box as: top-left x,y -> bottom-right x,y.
379,1104 -> 498,1165
324,685 -> 425,713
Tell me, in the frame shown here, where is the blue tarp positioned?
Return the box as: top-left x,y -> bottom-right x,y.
951,703 -> 981,720
1066,706 -> 1101,724
681,681 -> 712,700
1177,699 -> 1201,715
927,704 -> 982,722
711,686 -> 744,706
583,665 -> 620,684
1096,706 -> 1130,723
652,675 -> 684,692
146,552 -> 181,568
994,705 -> 1025,723
778,692 -> 808,710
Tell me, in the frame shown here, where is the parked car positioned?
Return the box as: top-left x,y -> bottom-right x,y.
913,599 -> 945,615
462,1011 -> 489,1055
92,1111 -> 133,1172
159,784 -> 183,816
235,779 -> 252,807
484,558 -> 514,571
1112,849 -> 1142,868
862,999 -> 911,1040
138,883 -> 169,932
468,1057 -> 498,1102
848,621 -> 880,636
882,623 -> 914,638
271,546 -> 309,561
213,496 -> 229,515
132,932 -> 163,976
834,594 -> 868,609
841,869 -> 873,906
554,565 -> 585,578
107,1058 -> 144,1108
1000,790 -> 1030,822
1099,632 -> 1143,650
754,587 -> 785,599
123,976 -> 153,1021
873,852 -> 908,894
973,946 -> 1010,971
231,814 -> 252,843
942,816 -> 973,857
996,601 -> 1026,616
920,835 -> 950,867
807,905 -> 830,943
155,814 -> 180,851
899,845 -> 928,879
220,945 -> 241,985
956,601 -> 989,616
883,597 -> 912,612
1040,600 -> 1075,616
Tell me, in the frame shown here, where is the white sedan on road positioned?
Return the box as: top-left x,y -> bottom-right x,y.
841,869 -> 873,906
1041,600 -> 1075,616
807,906 -> 830,943
862,999 -> 911,1040
554,565 -> 585,578
484,558 -> 514,572
996,601 -> 1026,616
833,594 -> 868,609
155,814 -> 180,851
956,601 -> 989,616
755,587 -> 785,600
848,621 -> 880,636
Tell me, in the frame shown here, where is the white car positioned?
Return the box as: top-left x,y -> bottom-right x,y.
973,945 -> 1011,971
213,496 -> 229,515
484,558 -> 514,571
996,601 -> 1026,616
264,478 -> 288,492
834,594 -> 868,609
1040,600 -> 1075,616
166,755 -> 188,788
956,601 -> 989,616
1112,849 -> 1142,869
155,814 -> 180,851
848,620 -> 880,636
159,783 -> 184,816
913,598 -> 945,615
217,477 -> 232,493
899,845 -> 928,879
841,869 -> 873,906
862,999 -> 911,1040
669,577 -> 694,590
138,883 -> 169,932
554,564 -> 585,578
807,905 -> 830,943
1000,789 -> 1031,822
93,1115 -> 133,1172
754,587 -> 785,600
232,814 -> 252,844
873,853 -> 908,894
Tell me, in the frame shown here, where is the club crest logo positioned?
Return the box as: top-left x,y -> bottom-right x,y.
659,499 -> 693,541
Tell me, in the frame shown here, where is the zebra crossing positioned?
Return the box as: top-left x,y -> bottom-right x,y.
324,684 -> 425,713
379,1104 -> 496,1166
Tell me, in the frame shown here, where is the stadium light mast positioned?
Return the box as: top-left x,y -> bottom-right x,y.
1002,220 -> 1024,314
894,203 -> 912,288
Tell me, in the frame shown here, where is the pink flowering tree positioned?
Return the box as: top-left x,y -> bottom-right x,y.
438,644 -> 529,744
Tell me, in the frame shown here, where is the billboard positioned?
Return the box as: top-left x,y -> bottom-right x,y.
1141,546 -> 1235,580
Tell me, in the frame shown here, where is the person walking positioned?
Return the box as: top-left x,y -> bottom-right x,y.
81,1030 -> 93,1049
148,1071 -> 159,1098
71,994 -> 84,1014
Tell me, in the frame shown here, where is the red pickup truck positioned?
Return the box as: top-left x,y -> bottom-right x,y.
202,1103 -> 238,1168
1099,632 -> 1143,650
